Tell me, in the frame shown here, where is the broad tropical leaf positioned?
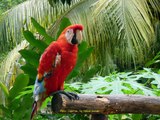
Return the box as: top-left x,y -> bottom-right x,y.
21,63 -> 37,80
9,73 -> 29,100
19,49 -> 40,67
31,17 -> 54,44
23,30 -> 48,52
81,68 -> 159,96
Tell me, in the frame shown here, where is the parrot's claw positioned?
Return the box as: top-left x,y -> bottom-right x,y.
64,91 -> 79,100
51,90 -> 79,100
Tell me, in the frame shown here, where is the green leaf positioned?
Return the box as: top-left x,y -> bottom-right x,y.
19,49 -> 40,67
82,78 -> 108,94
127,81 -> 154,96
132,114 -> 142,120
10,94 -> 33,120
66,70 -> 79,81
0,82 -> 9,97
23,30 -> 48,52
0,104 -> 7,112
81,69 -> 156,95
145,51 -> 160,67
107,78 -> 127,94
76,47 -> 94,69
67,42 -> 94,80
78,41 -> 88,53
31,17 -> 54,44
0,104 -> 11,118
56,17 -> 71,39
9,74 -> 29,100
64,82 -> 82,92
21,63 -> 37,79
8,97 -> 21,112
15,86 -> 33,99
81,65 -> 101,83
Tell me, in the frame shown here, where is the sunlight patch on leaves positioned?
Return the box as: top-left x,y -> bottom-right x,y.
77,68 -> 160,96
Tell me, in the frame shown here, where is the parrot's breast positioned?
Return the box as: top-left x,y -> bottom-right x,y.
44,49 -> 77,95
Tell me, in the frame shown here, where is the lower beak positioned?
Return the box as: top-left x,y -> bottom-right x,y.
71,34 -> 78,44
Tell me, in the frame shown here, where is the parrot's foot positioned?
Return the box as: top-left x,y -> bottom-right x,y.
51,90 -> 79,100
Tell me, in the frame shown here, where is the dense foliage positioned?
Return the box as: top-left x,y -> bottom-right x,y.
0,17 -> 94,120
0,0 -> 27,14
0,17 -> 160,120
1,0 -> 160,74
0,0 -> 160,120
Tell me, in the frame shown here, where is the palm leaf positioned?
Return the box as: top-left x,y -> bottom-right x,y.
92,0 -> 155,70
0,40 -> 28,105
1,0 -> 159,76
0,40 -> 28,87
0,0 -> 81,52
148,0 -> 160,13
47,0 -> 159,74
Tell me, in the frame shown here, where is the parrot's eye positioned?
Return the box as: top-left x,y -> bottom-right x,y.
67,30 -> 70,33
66,29 -> 73,34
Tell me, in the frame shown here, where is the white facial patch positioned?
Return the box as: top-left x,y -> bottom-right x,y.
65,29 -> 74,44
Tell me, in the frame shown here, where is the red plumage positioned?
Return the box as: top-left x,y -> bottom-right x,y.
31,24 -> 83,119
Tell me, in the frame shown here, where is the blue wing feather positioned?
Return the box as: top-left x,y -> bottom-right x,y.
34,76 -> 45,95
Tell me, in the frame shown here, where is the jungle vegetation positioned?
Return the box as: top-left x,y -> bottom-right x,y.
0,0 -> 160,119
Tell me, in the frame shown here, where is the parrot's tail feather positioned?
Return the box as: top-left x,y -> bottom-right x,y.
30,101 -> 37,120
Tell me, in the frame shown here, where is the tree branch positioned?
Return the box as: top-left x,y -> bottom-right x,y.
49,94 -> 160,115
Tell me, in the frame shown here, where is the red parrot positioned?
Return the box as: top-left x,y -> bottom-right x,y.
31,24 -> 83,119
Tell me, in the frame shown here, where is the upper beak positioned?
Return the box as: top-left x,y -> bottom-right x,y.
76,30 -> 82,44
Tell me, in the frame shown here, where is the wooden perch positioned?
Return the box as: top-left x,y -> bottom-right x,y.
50,94 -> 160,115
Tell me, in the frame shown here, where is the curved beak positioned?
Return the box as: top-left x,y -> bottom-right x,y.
76,30 -> 82,44
71,30 -> 83,45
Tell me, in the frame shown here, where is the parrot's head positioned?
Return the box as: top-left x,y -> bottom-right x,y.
63,24 -> 83,45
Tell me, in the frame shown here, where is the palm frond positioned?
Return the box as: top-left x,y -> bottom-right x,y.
48,0 -> 158,74
0,0 -> 81,52
1,0 -> 159,77
93,0 -> 154,64
148,0 -> 160,12
0,40 -> 28,105
0,40 -> 28,88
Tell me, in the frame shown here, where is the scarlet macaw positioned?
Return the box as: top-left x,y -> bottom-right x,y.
31,24 -> 83,119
